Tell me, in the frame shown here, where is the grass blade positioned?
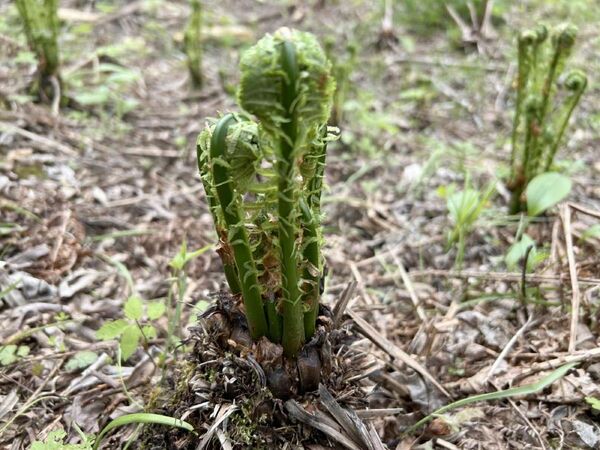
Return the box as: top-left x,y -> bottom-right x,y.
404,362 -> 577,434
93,413 -> 194,450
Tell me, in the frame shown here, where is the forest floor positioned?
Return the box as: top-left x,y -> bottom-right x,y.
1,0 -> 600,449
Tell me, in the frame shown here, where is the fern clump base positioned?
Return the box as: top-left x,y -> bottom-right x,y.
137,293 -> 371,449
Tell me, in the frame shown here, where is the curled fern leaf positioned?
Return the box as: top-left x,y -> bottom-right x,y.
238,27 -> 335,148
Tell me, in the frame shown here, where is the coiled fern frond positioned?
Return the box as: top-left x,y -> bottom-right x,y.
197,28 -> 336,357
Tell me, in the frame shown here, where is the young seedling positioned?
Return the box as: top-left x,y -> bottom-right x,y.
15,0 -> 62,101
183,0 -> 203,89
508,23 -> 587,214
197,28 -> 335,358
443,181 -> 495,268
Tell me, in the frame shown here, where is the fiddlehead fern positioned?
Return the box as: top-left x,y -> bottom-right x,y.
238,28 -> 334,356
205,113 -> 268,339
198,28 -> 334,359
508,23 -> 585,214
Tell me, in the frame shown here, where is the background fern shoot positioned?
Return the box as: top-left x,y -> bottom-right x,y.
184,0 -> 203,89
15,0 -> 61,100
508,23 -> 587,214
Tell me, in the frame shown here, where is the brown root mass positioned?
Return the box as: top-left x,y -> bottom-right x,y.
139,293 -> 372,449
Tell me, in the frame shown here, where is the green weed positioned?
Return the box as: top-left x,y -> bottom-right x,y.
440,180 -> 495,268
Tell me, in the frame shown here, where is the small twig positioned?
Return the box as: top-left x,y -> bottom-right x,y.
408,268 -> 600,287
196,405 -> 239,450
495,63 -> 516,112
285,400 -> 362,450
348,309 -> 451,399
490,380 -> 547,449
215,429 -> 232,450
381,0 -> 394,37
568,202 -> 600,220
349,262 -> 375,305
446,4 -> 471,40
319,384 -> 374,450
561,204 -> 581,353
48,210 -> 71,267
466,1 -> 480,31
0,358 -> 65,436
0,121 -> 78,156
50,76 -> 60,117
484,315 -> 537,383
389,253 -> 427,321
480,0 -> 495,37
354,408 -> 404,419
333,281 -> 357,327
550,216 -> 562,266
513,347 -> 600,382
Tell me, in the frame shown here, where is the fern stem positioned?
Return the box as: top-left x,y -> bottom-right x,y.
544,72 -> 587,172
278,41 -> 305,357
510,31 -> 534,180
266,298 -> 282,343
184,0 -> 203,89
300,198 -> 320,338
196,132 -> 241,295
210,114 -> 267,339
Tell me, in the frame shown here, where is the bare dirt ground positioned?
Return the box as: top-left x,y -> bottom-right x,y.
1,0 -> 600,448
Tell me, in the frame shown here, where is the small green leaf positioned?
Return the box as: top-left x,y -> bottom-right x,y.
141,325 -> 157,340
505,234 -> 536,271
169,241 -> 212,271
31,428 -> 93,450
185,244 -> 213,264
580,224 -> 600,242
169,240 -> 188,271
16,345 -> 30,358
124,296 -> 144,321
65,351 -> 99,372
526,172 -> 572,216
0,345 -> 18,366
447,189 -> 481,226
147,301 -> 166,320
96,319 -> 129,340
120,325 -> 141,361
104,257 -> 135,293
14,51 -> 37,65
74,86 -> 111,106
586,396 -> 600,411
